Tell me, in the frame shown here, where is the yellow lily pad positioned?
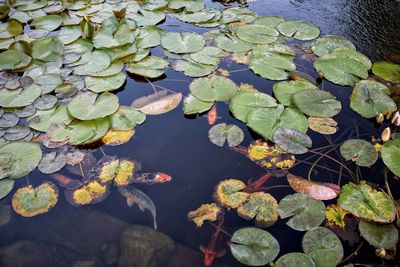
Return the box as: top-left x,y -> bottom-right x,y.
214,179 -> 249,208
247,140 -> 295,169
101,129 -> 135,146
187,203 -> 221,227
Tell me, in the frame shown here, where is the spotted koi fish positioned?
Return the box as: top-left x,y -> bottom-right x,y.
132,172 -> 172,185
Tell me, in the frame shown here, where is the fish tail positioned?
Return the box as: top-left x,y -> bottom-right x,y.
153,216 -> 157,230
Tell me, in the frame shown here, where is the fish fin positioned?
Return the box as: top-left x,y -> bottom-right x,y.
216,249 -> 226,258
199,245 -> 207,254
126,197 -> 135,207
138,202 -> 146,212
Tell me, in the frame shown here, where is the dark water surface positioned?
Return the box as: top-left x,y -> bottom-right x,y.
1,0 -> 400,266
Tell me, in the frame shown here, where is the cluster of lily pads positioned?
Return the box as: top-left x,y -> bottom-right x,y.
0,0 -> 400,265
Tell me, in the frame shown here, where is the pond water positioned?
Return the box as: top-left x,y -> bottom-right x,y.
0,0 -> 400,266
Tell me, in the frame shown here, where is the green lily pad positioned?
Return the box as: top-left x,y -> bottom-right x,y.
372,61 -> 400,83
311,35 -> 356,57
93,16 -> 135,49
237,192 -> 279,228
110,106 -> 146,130
168,0 -> 204,12
176,8 -> 217,23
0,83 -> 41,108
85,72 -> 126,93
337,181 -> 396,223
161,32 -> 204,54
0,141 -> 42,179
137,25 -> 162,49
235,24 -> 278,44
359,220 -> 398,249
0,50 -> 32,71
350,80 -> 397,119
0,19 -> 23,38
308,117 -> 338,135
33,94 -> 58,110
0,180 -> 14,199
314,58 -> 368,86
72,51 -> 111,76
32,36 -> 64,62
127,10 -> 165,26
230,91 -> 277,123
273,127 -> 312,154
230,227 -> 280,266
208,123 -> 244,147
275,253 -> 316,267
30,15 -> 62,31
340,139 -> 378,167
292,89 -> 342,117
273,80 -> 319,106
67,92 -> 119,121
189,46 -> 223,66
89,62 -> 124,77
381,139 -> 400,176
57,26 -> 82,44
278,193 -> 326,231
183,94 -> 214,115
247,105 -> 308,141
254,16 -> 285,27
28,105 -> 73,132
190,76 -> 237,102
214,34 -> 253,53
126,56 -> 168,78
302,227 -> 344,267
172,59 -> 216,77
277,20 -> 320,40
38,151 -> 66,174
322,48 -> 372,70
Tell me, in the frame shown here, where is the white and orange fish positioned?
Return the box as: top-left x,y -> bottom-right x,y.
132,172 -> 172,185
207,105 -> 218,125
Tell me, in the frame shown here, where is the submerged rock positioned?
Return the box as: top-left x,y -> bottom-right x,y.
118,225 -> 175,267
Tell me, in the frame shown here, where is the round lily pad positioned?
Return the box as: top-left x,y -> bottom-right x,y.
381,139 -> 400,177
214,179 -> 249,208
308,117 -> 338,135
273,127 -> 312,155
126,56 -> 168,78
302,227 -> 344,267
176,8 -> 217,23
273,80 -> 318,106
85,72 -> 126,93
230,227 -> 279,266
311,35 -> 356,57
372,61 -> 400,83
38,151 -> 67,174
189,46 -> 223,66
0,83 -> 41,108
340,139 -> 378,167
247,140 -> 296,169
0,141 -> 42,179
28,105 -> 73,132
249,51 -> 296,81
30,15 -> 62,31
0,50 -> 32,71
66,180 -> 109,206
338,181 -> 396,223
292,89 -> 342,117
183,94 -> 214,115
237,192 -> 279,228
172,58 -> 217,77
235,24 -> 278,44
350,80 -> 397,119
101,129 -> 135,146
359,220 -> 398,249
275,253 -> 316,267
278,193 -> 326,231
110,106 -> 146,130
12,182 -> 58,217
214,34 -> 253,53
277,20 -> 320,40
67,91 -> 119,120
208,123 -> 244,147
114,159 -> 140,186
161,32 -> 204,54
190,76 -> 237,102
0,179 -> 14,199
322,48 -> 372,70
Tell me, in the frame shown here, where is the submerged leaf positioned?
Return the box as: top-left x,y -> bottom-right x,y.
359,220 -> 398,249
230,227 -> 280,266
208,123 -> 244,147
308,117 -> 338,135
287,173 -> 341,200
214,179 -> 249,208
38,151 -> 66,174
275,253 -> 316,267
187,203 -> 221,227
132,92 -> 182,115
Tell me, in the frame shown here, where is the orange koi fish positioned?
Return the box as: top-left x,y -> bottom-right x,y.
200,215 -> 226,266
207,105 -> 218,125
132,172 -> 172,185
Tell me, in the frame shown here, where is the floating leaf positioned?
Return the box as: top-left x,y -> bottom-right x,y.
350,80 -> 397,119
0,141 -> 42,179
176,9 -> 217,23
381,139 -> 400,176
161,32 -> 204,54
12,182 -> 58,217
38,151 -> 66,174
32,36 -> 63,62
273,80 -> 318,107
93,16 -> 135,49
96,156 -> 120,184
208,123 -> 244,147
322,48 -> 372,70
72,51 -> 111,76
237,192 -> 279,228
183,94 -> 214,115
214,179 -> 249,208
338,181 -> 396,223
325,204 -> 349,229
0,49 -> 32,71
214,34 -> 253,53
372,61 -> 400,83
230,227 -> 280,266
308,117 -> 338,135
340,139 -> 378,167
168,0 -> 204,12
235,24 -> 278,44
359,220 -> 398,249
292,89 -> 342,117
110,106 -> 145,130
132,92 -> 182,115
0,83 -> 41,108
114,159 -> 140,186
172,59 -> 216,77
187,203 -> 221,227
314,58 -> 368,86
126,56 -> 168,78
277,20 -> 320,40
247,106 -> 308,141
66,180 -> 109,206
190,76 -> 237,102
85,72 -> 126,93
247,140 -> 296,169
189,46 -> 223,65
30,15 -> 62,31
0,19 -> 22,38
4,126 -> 31,141
302,227 -> 344,267
275,253 -> 316,267
311,35 -> 356,57
67,91 -> 119,120
278,193 -> 326,231
273,128 -> 312,154
0,180 -> 14,199
33,94 -> 58,110
287,173 -> 341,200
0,113 -> 19,128
28,105 -> 73,132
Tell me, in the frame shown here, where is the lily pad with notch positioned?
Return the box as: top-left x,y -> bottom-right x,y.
292,89 -> 342,117
190,76 -> 237,102
208,123 -> 244,147
214,179 -> 249,209
277,20 -> 320,40
161,32 -> 205,54
359,220 -> 398,249
38,151 -> 67,174
340,139 -> 378,167
273,127 -> 312,155
381,139 -> 400,177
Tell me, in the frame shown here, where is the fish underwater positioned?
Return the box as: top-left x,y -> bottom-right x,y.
207,105 -> 218,125
132,172 -> 172,185
118,185 -> 157,230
